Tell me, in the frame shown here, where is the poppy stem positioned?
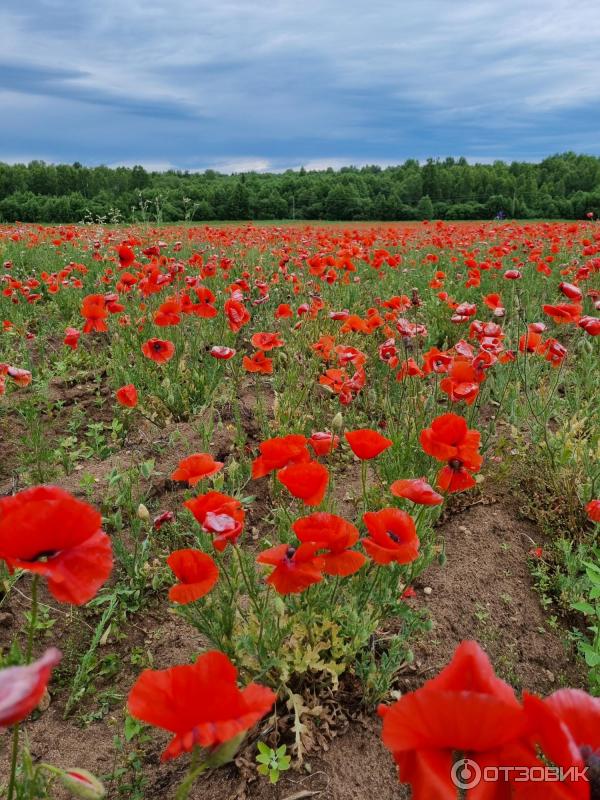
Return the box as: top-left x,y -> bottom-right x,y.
26,575 -> 39,663
361,460 -> 368,511
362,567 -> 383,609
6,724 -> 19,800
174,752 -> 207,800
233,545 -> 261,616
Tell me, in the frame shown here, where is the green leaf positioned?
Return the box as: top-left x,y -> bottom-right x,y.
572,601 -> 595,615
257,741 -> 271,756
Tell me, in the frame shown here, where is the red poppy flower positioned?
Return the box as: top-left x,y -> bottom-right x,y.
224,298 -> 250,333
63,327 -> 81,350
192,286 -> 218,318
167,549 -> 219,604
6,367 -> 32,387
116,384 -> 138,408
345,429 -> 392,460
277,461 -> 329,506
243,351 -> 273,374
127,651 -> 275,761
308,431 -> 340,457
558,282 -> 583,301
293,513 -> 366,576
420,413 -> 482,493
154,300 -> 182,327
141,338 -> 175,363
81,294 -> 108,334
250,332 -> 284,351
251,435 -> 310,479
153,510 -> 175,529
379,641 -> 535,799
390,478 -> 443,506
275,303 -> 293,318
543,303 -> 582,325
519,327 -> 544,353
256,542 -> 324,594
439,358 -> 483,406
586,499 -> 600,523
0,486 -> 113,605
396,358 -> 424,380
579,316 -> 600,336
0,647 -> 61,728
117,244 -> 136,267
184,491 -> 245,551
362,508 -> 419,565
523,689 -> 600,800
210,346 -> 236,360
171,454 -> 224,486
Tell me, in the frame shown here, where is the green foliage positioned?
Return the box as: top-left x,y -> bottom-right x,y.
2,153 -> 600,221
255,742 -> 291,784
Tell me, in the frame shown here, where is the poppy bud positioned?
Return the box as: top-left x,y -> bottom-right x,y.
137,504 -> 150,522
205,731 -> 247,768
331,412 -> 344,431
59,769 -> 106,799
577,338 -> 593,354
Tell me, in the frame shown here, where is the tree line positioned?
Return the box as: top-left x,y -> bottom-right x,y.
0,152 -> 599,223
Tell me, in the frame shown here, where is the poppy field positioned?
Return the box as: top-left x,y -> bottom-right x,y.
0,220 -> 599,799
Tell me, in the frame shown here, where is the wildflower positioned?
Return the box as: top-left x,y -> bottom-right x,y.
184,491 -> 245,551
171,454 -> 224,486
308,431 -> 340,456
242,351 -> 273,374
277,461 -> 329,506
210,346 -> 236,359
0,648 -> 61,727
115,384 -> 138,407
256,543 -> 324,594
167,549 -> 219,604
128,651 -> 275,761
361,508 -> 419,565
345,429 -> 392,460
379,641 -> 531,798
390,478 -> 443,506
420,413 -> 482,493
0,486 -> 112,605
141,338 -> 175,363
251,435 -> 310,479
293,513 -> 366,576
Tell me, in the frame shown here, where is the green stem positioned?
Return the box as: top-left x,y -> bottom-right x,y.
361,460 -> 368,511
6,725 -> 19,800
362,567 -> 383,608
26,575 -> 39,663
233,545 -> 261,615
174,750 -> 207,800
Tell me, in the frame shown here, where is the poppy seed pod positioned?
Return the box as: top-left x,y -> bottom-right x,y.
331,412 -> 344,431
59,769 -> 106,799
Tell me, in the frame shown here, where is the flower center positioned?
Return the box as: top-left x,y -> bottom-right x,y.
285,547 -> 296,560
152,341 -> 163,351
387,531 -> 400,543
26,549 -> 58,563
448,458 -> 463,471
581,746 -> 600,800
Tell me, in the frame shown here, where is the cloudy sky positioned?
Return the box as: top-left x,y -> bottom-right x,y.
1,0 -> 598,172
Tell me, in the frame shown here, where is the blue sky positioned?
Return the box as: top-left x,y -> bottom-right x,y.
1,0 -> 599,172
